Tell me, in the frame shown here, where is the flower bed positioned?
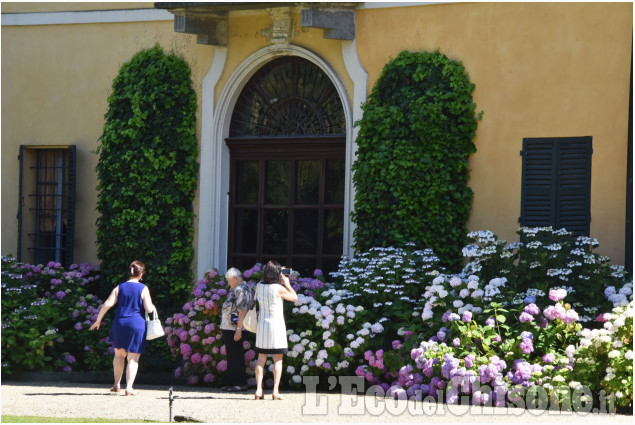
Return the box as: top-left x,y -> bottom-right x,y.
165,227 -> 633,411
1,256 -> 109,374
3,226 -> 632,412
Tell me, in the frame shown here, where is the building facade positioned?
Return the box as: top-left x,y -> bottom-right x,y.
2,2 -> 632,278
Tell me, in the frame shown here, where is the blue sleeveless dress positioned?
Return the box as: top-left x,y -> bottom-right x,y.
109,281 -> 147,354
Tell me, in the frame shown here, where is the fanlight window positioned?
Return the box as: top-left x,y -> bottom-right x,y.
230,56 -> 345,137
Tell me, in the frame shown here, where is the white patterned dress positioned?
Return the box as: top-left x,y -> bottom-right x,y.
255,283 -> 288,354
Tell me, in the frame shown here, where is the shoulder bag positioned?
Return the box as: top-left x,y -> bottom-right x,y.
243,284 -> 258,333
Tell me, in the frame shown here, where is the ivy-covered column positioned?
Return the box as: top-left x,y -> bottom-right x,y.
352,50 -> 481,269
96,45 -> 198,312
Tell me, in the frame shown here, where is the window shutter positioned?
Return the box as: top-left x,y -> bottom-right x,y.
557,137 -> 592,235
520,137 -> 592,236
17,145 -> 25,262
520,138 -> 556,228
66,145 -> 77,265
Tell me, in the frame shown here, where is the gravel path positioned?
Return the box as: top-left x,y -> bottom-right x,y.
1,381 -> 632,423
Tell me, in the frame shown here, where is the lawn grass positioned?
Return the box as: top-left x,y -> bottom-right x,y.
1,416 -> 160,423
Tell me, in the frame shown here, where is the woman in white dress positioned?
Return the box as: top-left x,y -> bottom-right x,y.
254,260 -> 298,400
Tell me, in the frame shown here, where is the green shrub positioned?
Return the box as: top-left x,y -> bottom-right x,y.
330,245 -> 444,344
574,302 -> 633,410
96,45 -> 198,313
352,50 -> 480,269
1,256 -> 109,374
462,227 -> 629,320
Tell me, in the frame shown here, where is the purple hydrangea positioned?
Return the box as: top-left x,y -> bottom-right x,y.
520,339 -> 533,354
464,354 -> 475,368
542,353 -> 555,363
519,312 -> 534,323
523,295 -> 536,304
524,303 -> 541,315
461,311 -> 473,322
180,343 -> 192,359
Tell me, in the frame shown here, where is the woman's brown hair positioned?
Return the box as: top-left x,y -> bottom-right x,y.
129,260 -> 146,278
262,260 -> 282,284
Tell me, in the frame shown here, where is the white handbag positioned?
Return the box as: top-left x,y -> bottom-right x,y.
243,285 -> 258,333
145,310 -> 165,340
243,305 -> 258,333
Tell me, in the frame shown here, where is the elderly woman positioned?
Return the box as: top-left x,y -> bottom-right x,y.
219,267 -> 252,392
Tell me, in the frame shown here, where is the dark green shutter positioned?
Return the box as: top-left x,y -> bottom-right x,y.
557,138 -> 592,235
520,138 -> 556,228
520,137 -> 592,236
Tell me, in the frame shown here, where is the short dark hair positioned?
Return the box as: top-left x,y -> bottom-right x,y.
262,260 -> 282,284
129,260 -> 146,278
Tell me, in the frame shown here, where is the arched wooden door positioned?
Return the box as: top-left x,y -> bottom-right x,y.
226,57 -> 346,276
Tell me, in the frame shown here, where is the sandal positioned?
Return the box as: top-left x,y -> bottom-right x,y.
125,389 -> 136,396
110,385 -> 121,393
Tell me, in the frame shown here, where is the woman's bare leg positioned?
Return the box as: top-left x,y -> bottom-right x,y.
113,348 -> 126,389
272,354 -> 283,397
125,352 -> 141,394
255,353 -> 267,398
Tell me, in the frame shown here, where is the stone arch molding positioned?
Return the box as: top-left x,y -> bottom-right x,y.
197,43 -> 366,278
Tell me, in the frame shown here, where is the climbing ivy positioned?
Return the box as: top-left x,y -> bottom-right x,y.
352,50 -> 481,269
96,45 -> 198,312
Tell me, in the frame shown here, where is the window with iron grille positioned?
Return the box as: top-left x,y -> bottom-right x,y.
519,137 -> 592,236
18,146 -> 76,267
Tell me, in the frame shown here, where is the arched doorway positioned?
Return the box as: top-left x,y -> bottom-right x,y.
225,56 -> 346,276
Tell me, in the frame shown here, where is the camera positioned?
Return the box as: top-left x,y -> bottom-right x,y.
281,268 -> 292,275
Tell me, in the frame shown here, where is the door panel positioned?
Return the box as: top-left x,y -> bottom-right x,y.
227,137 -> 345,277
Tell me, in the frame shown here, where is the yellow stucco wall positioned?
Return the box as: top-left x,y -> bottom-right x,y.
1,9 -> 212,265
216,9 -> 354,111
1,3 -> 153,13
357,2 -> 631,264
2,2 -> 631,268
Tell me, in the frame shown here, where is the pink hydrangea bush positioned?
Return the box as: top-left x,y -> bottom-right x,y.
348,283 -> 632,411
165,268 -> 241,386
165,265 -> 328,386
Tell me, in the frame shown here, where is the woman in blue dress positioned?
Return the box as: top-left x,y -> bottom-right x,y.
90,260 -> 156,395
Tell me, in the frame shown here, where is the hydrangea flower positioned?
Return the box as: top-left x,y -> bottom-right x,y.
549,288 -> 568,302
